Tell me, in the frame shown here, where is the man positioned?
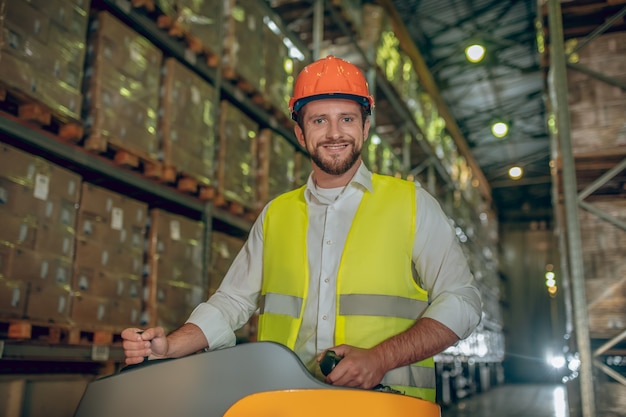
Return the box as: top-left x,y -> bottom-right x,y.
122,55 -> 482,402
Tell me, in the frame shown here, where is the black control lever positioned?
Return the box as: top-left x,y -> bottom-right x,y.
319,350 -> 403,394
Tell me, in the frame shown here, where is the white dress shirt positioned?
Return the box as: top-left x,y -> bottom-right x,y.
187,162 -> 482,376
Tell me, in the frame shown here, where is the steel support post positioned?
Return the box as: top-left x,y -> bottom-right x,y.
547,1 -> 595,417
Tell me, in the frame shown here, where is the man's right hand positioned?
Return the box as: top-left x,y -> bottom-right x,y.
121,327 -> 168,365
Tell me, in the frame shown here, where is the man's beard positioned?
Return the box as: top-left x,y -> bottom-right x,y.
309,141 -> 362,175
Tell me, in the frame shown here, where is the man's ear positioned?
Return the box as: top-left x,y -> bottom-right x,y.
363,117 -> 371,140
294,124 -> 306,148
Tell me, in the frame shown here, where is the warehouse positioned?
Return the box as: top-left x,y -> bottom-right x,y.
0,0 -> 624,416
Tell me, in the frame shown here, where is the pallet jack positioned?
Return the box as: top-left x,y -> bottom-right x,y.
73,341 -> 440,417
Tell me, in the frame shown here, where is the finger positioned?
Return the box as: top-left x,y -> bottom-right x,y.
121,328 -> 144,341
125,355 -> 146,366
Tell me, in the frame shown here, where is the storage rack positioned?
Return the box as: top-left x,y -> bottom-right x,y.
541,1 -> 626,416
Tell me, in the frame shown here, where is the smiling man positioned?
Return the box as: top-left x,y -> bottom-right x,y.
121,55 -> 482,402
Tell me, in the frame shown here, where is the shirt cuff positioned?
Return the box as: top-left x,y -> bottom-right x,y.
186,302 -> 237,350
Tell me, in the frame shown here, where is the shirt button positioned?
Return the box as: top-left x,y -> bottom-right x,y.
326,240 -> 333,245
324,277 -> 330,283
322,315 -> 328,321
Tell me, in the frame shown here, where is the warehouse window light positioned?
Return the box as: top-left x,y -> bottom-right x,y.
465,43 -> 486,63
371,134 -> 382,145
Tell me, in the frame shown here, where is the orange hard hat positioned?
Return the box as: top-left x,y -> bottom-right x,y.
289,55 -> 375,120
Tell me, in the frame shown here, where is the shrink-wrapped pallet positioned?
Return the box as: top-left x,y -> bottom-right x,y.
160,58 -> 216,186
0,143 -> 81,323
565,32 -> 626,154
145,209 -> 205,332
256,129 -> 296,209
0,0 -> 88,121
83,11 -> 162,158
72,183 -> 147,328
217,101 -> 259,211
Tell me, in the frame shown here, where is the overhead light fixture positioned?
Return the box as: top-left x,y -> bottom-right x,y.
465,44 -> 486,63
508,166 -> 523,180
491,121 -> 509,138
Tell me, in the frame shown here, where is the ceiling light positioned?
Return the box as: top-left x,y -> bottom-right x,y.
465,44 -> 486,63
508,166 -> 523,180
491,121 -> 509,138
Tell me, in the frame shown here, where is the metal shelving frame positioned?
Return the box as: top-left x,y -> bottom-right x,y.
546,1 -> 626,417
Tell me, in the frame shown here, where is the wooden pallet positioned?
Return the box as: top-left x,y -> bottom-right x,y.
3,320 -> 120,346
83,134 -> 163,180
213,193 -> 261,222
0,84 -> 84,142
131,0 -> 156,12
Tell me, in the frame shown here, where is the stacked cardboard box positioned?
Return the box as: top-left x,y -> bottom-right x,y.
160,58 -> 216,186
155,0 -> 221,63
82,11 -> 162,158
207,231 -> 245,295
146,209 -> 206,333
0,0 -> 89,120
222,0 -> 266,93
567,31 -> 626,153
262,23 -> 303,120
217,101 -> 259,210
72,183 -> 147,329
579,199 -> 626,339
0,144 -> 81,322
256,129 -> 296,209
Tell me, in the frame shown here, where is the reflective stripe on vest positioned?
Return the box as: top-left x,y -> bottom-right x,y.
258,174 -> 436,400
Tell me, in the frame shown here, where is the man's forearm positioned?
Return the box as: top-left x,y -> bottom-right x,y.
371,317 -> 459,371
164,323 -> 210,358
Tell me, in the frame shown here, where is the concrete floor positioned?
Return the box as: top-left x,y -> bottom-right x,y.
442,384 -> 569,417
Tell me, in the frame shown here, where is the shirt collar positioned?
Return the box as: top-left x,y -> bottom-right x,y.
304,161 -> 374,204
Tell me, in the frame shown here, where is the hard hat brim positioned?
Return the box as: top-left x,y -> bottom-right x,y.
290,93 -> 374,120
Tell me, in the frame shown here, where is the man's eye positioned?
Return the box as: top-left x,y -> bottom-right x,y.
313,118 -> 324,124
343,117 -> 353,123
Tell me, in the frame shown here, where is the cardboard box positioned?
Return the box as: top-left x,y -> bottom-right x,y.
217,101 -> 258,209
4,0 -> 50,43
74,238 -> 144,276
0,215 -> 38,249
109,298 -> 142,327
73,264 -> 141,299
10,247 -> 72,285
25,282 -> 72,323
69,293 -> 109,327
0,278 -> 27,318
79,183 -> 148,231
160,58 -> 216,184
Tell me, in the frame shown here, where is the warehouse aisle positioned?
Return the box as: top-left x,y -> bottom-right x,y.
442,384 -> 569,417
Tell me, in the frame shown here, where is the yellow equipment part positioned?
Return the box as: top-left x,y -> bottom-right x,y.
223,389 -> 441,417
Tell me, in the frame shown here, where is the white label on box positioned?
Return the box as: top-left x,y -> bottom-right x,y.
98,304 -> 106,321
111,207 -> 124,230
58,295 -> 66,313
11,288 -> 21,307
68,180 -> 77,198
190,86 -> 201,104
45,201 -> 54,218
40,260 -> 49,280
184,48 -> 197,65
129,43 -> 141,63
27,164 -> 36,180
33,174 -> 50,200
170,220 -> 181,241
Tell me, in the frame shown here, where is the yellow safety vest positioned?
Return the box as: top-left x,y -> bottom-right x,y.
258,174 -> 436,401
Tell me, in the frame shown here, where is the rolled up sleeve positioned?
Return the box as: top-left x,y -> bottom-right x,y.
413,188 -> 482,339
